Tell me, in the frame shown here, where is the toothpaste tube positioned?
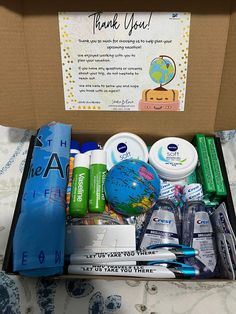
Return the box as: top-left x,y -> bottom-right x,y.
183,184 -> 203,202
159,181 -> 176,201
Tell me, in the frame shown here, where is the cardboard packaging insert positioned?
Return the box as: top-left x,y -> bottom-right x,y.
1,0 -> 236,279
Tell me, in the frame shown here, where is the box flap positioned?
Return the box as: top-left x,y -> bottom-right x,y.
215,1 -> 236,131
0,1 -> 36,129
0,1 -> 232,137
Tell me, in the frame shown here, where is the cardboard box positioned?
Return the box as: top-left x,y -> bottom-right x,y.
1,0 -> 236,279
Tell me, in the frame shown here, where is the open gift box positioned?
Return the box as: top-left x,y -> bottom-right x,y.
1,0 -> 236,279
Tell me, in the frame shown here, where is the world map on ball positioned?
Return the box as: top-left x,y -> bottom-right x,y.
104,159 -> 160,217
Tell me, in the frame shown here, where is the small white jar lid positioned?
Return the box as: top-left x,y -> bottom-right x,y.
149,137 -> 198,181
104,132 -> 149,170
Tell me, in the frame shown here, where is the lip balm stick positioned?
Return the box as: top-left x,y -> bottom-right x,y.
69,154 -> 90,217
89,150 -> 107,213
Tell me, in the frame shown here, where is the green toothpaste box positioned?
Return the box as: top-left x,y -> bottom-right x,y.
206,137 -> 227,200
194,134 -> 216,197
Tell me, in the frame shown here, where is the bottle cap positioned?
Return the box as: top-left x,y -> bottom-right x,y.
70,149 -> 80,157
80,141 -> 99,153
70,139 -> 80,151
90,150 -> 107,166
74,153 -> 90,169
104,132 -> 148,170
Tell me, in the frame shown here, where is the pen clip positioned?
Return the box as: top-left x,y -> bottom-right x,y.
147,261 -> 199,277
146,243 -> 198,258
147,261 -> 193,268
147,243 -> 193,250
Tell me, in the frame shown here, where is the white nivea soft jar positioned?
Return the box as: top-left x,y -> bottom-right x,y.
104,132 -> 149,170
149,137 -> 198,181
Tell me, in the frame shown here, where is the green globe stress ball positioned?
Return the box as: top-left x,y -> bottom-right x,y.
104,159 -> 160,216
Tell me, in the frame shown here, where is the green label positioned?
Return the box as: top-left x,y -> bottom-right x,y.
70,167 -> 89,216
89,164 -> 107,213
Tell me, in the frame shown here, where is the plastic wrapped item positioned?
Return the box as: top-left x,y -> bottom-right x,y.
182,201 -> 218,278
67,214 -> 122,225
124,213 -> 148,248
139,199 -> 181,249
105,203 -> 125,225
13,122 -> 71,276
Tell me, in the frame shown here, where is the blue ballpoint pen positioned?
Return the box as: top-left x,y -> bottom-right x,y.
67,244 -> 198,265
147,261 -> 199,278
67,262 -> 199,278
147,243 -> 199,259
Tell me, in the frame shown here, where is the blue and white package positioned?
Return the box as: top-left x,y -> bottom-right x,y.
182,201 -> 218,278
139,199 -> 181,249
13,122 -> 71,276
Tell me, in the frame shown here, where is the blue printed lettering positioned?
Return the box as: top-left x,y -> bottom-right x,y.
23,192 -> 27,201
47,139 -> 53,146
55,250 -> 61,264
44,189 -> 50,197
22,251 -> 28,265
43,153 -> 64,178
38,250 -> 45,264
35,166 -> 43,176
60,140 -> 67,147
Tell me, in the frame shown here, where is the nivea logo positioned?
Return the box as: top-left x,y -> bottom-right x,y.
196,219 -> 209,225
153,217 -> 172,224
167,144 -> 178,152
117,143 -> 127,153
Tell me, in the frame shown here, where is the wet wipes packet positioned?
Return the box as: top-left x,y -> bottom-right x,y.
225,233 -> 236,272
211,202 -> 236,243
216,233 -> 235,280
211,202 -> 236,279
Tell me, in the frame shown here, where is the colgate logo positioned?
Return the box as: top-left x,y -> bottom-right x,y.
153,217 -> 172,224
196,219 -> 209,225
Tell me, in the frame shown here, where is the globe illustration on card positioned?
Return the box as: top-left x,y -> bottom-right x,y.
149,56 -> 175,85
139,55 -> 180,112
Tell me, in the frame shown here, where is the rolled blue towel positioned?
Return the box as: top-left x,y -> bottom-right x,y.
13,122 -> 71,276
